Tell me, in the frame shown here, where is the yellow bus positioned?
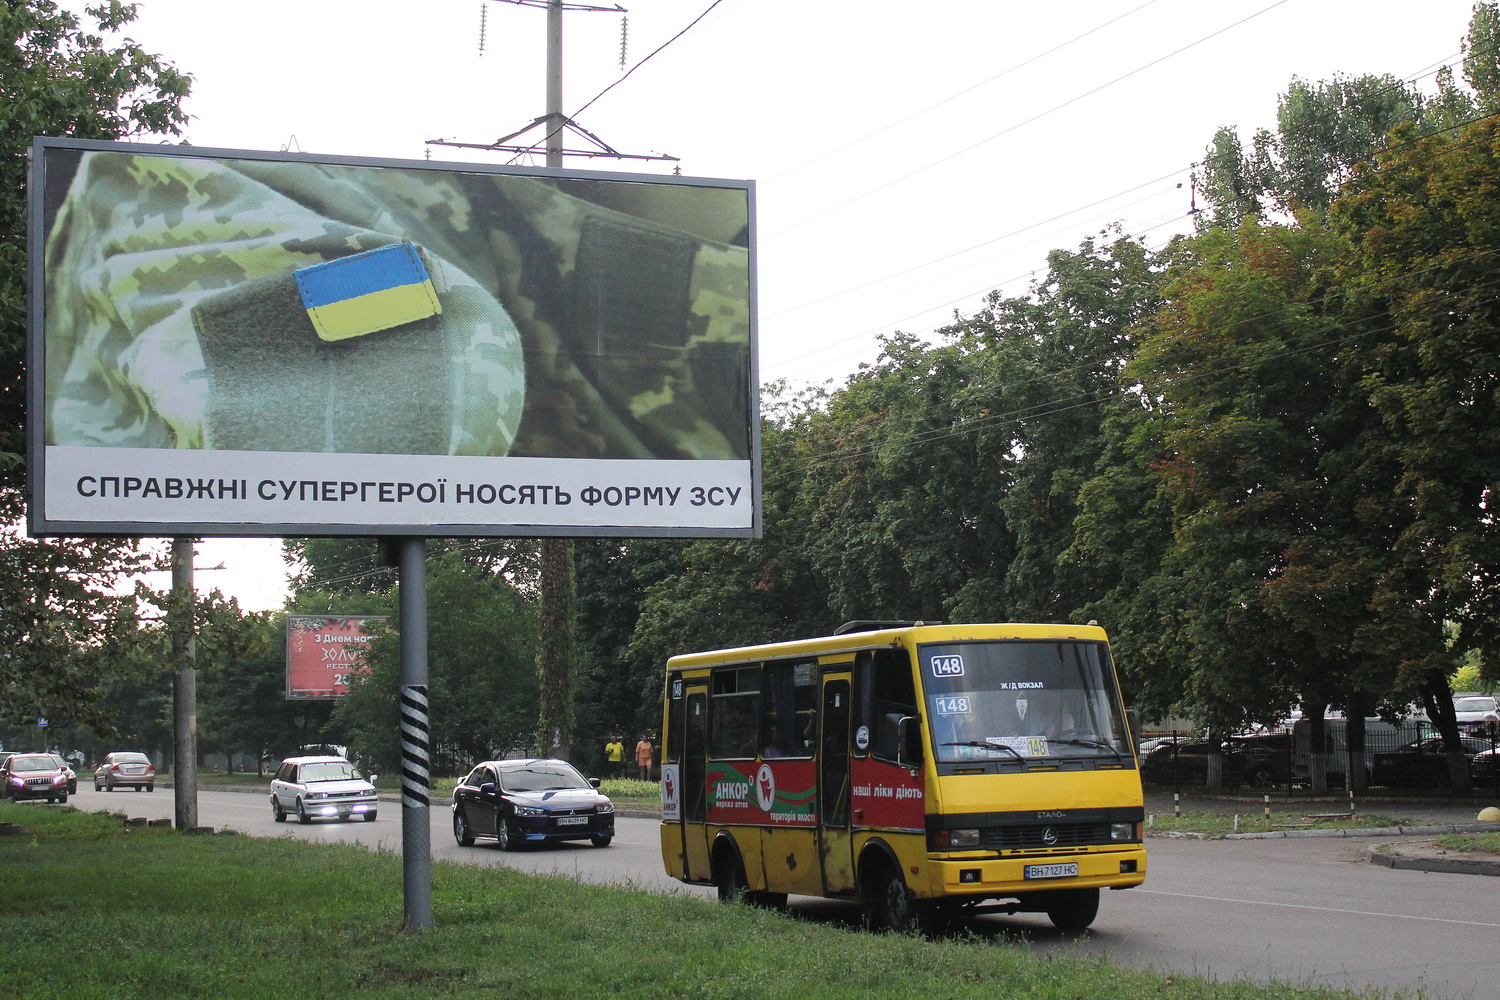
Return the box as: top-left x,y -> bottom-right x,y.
658,621 -> 1146,930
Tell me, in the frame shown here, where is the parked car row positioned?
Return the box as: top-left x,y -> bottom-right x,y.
1138,734 -> 1294,787
1370,736 -> 1494,787
1138,727 -> 1500,789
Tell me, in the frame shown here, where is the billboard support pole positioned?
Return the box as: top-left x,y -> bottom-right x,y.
397,537 -> 432,932
171,537 -> 199,832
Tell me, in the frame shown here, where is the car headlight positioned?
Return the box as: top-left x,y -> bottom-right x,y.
1110,822 -> 1138,841
306,791 -> 326,800
596,801 -> 615,814
513,804 -> 546,817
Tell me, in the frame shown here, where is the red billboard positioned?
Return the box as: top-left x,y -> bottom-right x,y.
285,615 -> 385,700
28,138 -> 759,539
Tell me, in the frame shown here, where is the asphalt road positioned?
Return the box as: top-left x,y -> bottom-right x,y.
59,786 -> 1500,1000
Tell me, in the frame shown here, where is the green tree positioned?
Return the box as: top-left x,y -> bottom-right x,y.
1100,218 -> 1405,788
535,539 -> 577,758
333,552 -> 537,776
0,1 -> 189,729
950,233 -> 1160,621
572,537 -> 684,773
1192,4 -> 1500,229
1327,114 -> 1500,787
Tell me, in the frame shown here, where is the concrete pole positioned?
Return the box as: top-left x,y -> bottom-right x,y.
171,537 -> 198,831
547,0 -> 563,169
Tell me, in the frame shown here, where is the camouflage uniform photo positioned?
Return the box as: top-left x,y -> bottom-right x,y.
42,148 -> 752,461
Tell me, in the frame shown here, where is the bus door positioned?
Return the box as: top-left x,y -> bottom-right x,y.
681,683 -> 711,882
818,673 -> 856,895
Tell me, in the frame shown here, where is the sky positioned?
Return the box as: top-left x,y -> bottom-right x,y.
96,0 -> 1485,610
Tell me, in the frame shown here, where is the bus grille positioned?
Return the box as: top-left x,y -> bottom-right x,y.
984,822 -> 1111,851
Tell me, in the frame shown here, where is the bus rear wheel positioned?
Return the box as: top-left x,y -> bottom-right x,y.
715,850 -> 749,904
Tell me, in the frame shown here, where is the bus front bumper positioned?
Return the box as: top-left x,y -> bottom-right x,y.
926,846 -> 1146,898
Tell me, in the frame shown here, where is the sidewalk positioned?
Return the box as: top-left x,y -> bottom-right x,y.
1148,787 -> 1500,876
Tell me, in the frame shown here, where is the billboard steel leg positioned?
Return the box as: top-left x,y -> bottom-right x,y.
397,537 -> 432,932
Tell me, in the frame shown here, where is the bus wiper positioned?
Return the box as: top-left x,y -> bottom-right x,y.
1049,737 -> 1123,759
941,740 -> 1024,760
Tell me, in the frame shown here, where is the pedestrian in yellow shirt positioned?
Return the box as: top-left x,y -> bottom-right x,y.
604,737 -> 625,779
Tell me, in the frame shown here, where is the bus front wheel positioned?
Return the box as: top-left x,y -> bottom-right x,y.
1043,887 -> 1099,931
863,863 -> 918,932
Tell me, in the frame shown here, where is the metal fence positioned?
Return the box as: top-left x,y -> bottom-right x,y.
1138,722 -> 1500,797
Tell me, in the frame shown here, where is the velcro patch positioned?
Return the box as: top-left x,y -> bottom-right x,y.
294,241 -> 442,342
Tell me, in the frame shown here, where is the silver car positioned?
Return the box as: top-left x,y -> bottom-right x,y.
270,755 -> 378,824
94,751 -> 155,791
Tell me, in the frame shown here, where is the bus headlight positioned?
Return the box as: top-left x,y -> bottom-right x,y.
935,828 -> 981,849
1110,822 -> 1138,841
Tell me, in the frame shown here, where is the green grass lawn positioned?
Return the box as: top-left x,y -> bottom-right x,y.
1145,810 -> 1427,837
0,801 -> 1390,1000
1431,830 -> 1500,854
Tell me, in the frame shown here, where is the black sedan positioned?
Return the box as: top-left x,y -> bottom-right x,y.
451,758 -> 615,851
1140,737 -> 1292,787
1371,736 -> 1491,787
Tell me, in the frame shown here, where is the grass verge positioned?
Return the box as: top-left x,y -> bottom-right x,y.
1146,810 -> 1423,837
1430,830 -> 1500,854
1,801 -> 1390,1000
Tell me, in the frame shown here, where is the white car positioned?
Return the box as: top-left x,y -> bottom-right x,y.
270,755 -> 378,824
1452,695 -> 1500,735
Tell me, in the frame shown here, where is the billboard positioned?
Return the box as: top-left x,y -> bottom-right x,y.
28,138 -> 759,538
286,615 -> 385,700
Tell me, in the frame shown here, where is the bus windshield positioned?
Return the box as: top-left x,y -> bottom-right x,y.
919,640 -> 1130,763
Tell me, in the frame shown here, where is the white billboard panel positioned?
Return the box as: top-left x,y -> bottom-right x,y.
28,139 -> 759,538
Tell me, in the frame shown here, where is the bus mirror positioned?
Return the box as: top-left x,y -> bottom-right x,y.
898,715 -> 923,768
1125,709 -> 1141,752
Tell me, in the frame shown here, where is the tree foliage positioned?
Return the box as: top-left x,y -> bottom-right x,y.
332,552 -> 538,776
0,2 -> 191,730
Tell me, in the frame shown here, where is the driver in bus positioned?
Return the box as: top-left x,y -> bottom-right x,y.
1018,691 -> 1075,739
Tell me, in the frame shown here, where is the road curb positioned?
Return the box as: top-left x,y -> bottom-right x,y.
1367,845 -> 1500,876
1226,823 -> 1495,840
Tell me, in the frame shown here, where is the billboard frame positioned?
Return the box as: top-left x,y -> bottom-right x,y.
27,137 -> 761,540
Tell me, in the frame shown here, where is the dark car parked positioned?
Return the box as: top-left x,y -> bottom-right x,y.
1371,736 -> 1491,787
451,758 -> 614,851
1140,735 -> 1292,787
1,752 -> 72,803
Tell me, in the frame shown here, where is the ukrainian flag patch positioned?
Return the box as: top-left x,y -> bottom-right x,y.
295,241 -> 442,342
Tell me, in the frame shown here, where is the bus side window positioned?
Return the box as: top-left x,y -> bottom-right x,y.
864,649 -> 918,765
709,666 -> 760,759
762,660 -> 817,759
